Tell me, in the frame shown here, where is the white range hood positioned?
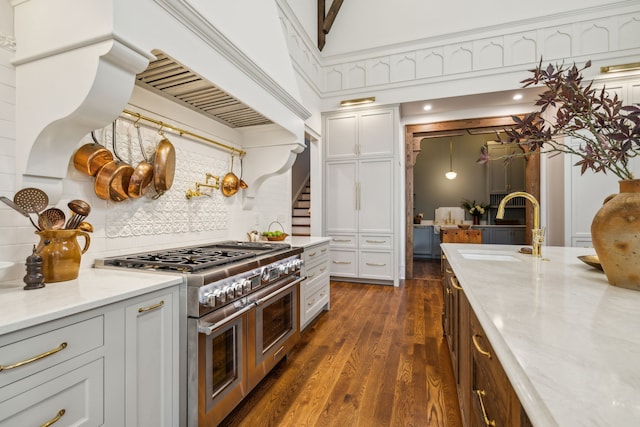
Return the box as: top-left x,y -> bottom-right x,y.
11,0 -> 310,205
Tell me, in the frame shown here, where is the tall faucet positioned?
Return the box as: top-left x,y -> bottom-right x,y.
496,191 -> 544,257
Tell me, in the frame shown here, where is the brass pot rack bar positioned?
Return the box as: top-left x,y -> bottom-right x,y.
121,109 -> 246,157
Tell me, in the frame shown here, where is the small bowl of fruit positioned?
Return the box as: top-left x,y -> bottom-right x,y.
262,221 -> 289,241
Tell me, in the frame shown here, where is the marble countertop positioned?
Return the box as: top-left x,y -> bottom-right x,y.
289,236 -> 331,248
0,268 -> 183,336
441,244 -> 640,427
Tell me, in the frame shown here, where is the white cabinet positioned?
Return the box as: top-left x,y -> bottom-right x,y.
324,106 -> 399,285
0,283 -> 182,427
125,288 -> 181,427
300,241 -> 330,329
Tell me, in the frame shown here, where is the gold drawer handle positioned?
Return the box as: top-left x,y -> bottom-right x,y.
472,334 -> 492,359
307,272 -> 316,278
0,342 -> 68,372
366,262 -> 386,266
308,251 -> 317,257
449,276 -> 463,291
365,239 -> 385,243
475,390 -> 496,427
333,261 -> 352,265
445,288 -> 452,294
41,409 -> 66,427
445,267 -> 453,274
138,300 -> 165,313
321,248 -> 327,253
319,266 -> 326,272
332,239 -> 351,243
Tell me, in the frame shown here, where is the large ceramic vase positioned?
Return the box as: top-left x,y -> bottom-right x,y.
591,179 -> 640,291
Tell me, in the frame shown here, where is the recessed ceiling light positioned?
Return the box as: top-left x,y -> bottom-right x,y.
513,93 -> 523,100
423,104 -> 432,111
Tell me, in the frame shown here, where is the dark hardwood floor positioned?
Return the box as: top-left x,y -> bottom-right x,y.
220,259 -> 462,426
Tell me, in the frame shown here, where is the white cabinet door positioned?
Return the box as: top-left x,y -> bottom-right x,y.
326,161 -> 357,233
358,158 -> 393,233
359,109 -> 395,157
125,288 -> 179,427
325,114 -> 357,159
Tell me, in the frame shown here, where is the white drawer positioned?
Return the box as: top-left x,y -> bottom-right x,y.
359,251 -> 393,280
330,249 -> 357,277
302,242 -> 330,268
0,358 -> 104,427
0,315 -> 104,387
359,234 -> 392,249
328,234 -> 357,248
305,259 -> 329,282
301,279 -> 329,327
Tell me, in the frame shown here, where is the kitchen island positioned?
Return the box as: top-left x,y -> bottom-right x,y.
442,243 -> 640,427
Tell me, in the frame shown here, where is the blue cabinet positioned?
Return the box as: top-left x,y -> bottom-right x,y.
413,226 -> 442,259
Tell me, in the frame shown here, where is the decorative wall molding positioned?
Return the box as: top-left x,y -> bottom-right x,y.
0,32 -> 15,51
277,1 -> 640,99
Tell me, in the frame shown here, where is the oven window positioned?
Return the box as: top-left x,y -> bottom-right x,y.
262,293 -> 293,353
210,326 -> 237,398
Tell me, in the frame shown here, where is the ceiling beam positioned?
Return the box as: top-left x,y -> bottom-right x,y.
318,0 -> 344,51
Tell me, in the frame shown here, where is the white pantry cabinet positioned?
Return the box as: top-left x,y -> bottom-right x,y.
324,106 -> 399,285
0,284 -> 182,427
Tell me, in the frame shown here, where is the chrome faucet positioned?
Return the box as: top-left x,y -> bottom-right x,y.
496,191 -> 544,257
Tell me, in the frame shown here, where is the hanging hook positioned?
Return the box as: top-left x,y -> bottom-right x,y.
157,123 -> 165,136
133,114 -> 141,129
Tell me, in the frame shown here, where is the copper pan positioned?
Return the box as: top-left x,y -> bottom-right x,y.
94,121 -> 134,201
152,135 -> 176,199
221,155 -> 239,197
128,124 -> 154,198
73,130 -> 114,176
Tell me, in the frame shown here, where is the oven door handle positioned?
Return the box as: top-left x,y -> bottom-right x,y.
254,276 -> 305,306
197,304 -> 254,335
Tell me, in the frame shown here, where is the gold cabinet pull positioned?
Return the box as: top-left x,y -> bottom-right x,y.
332,239 -> 352,243
365,239 -> 385,243
307,272 -> 316,278
138,300 -> 165,313
0,342 -> 67,372
445,267 -> 453,274
449,276 -> 463,291
333,261 -> 352,265
321,248 -> 327,253
475,390 -> 496,427
472,334 -> 492,359
308,251 -> 317,257
445,288 -> 452,294
366,262 -> 386,266
41,409 -> 66,427
319,266 -> 326,272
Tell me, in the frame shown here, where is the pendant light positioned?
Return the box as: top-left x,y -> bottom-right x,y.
445,137 -> 457,180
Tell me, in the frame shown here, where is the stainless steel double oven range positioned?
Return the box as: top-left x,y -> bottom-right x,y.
96,241 -> 304,426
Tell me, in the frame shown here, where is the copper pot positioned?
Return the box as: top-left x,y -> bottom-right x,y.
221,155 -> 239,197
128,125 -> 154,198
94,121 -> 134,201
153,136 -> 176,198
72,130 -> 114,176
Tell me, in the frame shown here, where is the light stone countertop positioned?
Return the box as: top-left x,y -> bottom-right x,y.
441,243 -> 640,427
288,236 -> 331,248
0,268 -> 183,336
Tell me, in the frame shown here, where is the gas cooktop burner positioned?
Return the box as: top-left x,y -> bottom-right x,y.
96,240 -> 291,273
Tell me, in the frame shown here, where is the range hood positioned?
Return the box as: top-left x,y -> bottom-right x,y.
11,0 -> 310,205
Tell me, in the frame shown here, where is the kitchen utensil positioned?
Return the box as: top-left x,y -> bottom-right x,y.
78,221 -> 94,232
221,155 -> 240,197
94,121 -> 134,201
14,187 -> 48,215
239,156 -> 248,189
36,229 -> 90,283
73,130 -> 114,176
152,134 -> 176,198
65,199 -> 91,229
38,208 -> 66,230
0,196 -> 41,230
128,124 -> 154,198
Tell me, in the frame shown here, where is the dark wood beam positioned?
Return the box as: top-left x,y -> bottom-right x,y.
322,0 -> 344,34
318,0 -> 326,51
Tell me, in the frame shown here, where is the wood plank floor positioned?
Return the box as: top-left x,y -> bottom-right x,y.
220,260 -> 462,427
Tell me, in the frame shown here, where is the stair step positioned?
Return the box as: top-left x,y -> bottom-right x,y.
293,208 -> 309,217
292,225 -> 311,235
295,200 -> 310,209
299,193 -> 310,201
292,216 -> 311,226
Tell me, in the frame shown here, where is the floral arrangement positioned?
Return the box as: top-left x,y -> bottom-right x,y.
477,59 -> 640,180
461,199 -> 489,217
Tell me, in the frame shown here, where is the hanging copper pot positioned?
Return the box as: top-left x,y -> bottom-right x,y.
72,130 -> 114,176
128,124 -> 154,198
221,155 -> 239,197
153,134 -> 176,198
94,121 -> 134,201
